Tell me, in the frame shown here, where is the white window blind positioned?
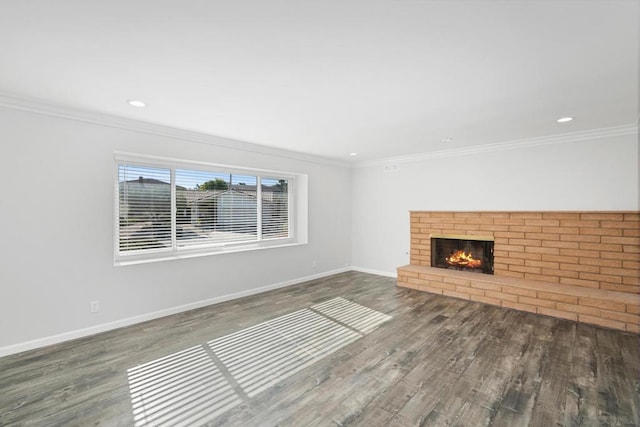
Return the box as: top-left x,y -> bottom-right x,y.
176,169 -> 258,247
118,164 -> 172,253
261,178 -> 289,239
115,155 -> 297,264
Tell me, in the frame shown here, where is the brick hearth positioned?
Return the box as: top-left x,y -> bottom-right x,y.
397,211 -> 640,332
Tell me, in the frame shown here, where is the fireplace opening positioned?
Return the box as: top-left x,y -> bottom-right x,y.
431,235 -> 494,274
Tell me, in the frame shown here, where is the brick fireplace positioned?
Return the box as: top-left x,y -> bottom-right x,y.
397,211 -> 640,333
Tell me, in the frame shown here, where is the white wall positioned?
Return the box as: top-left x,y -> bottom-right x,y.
2,104 -> 636,355
351,134 -> 639,276
0,106 -> 352,353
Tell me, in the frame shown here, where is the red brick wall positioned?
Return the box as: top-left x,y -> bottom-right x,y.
410,212 -> 639,294
397,264 -> 639,333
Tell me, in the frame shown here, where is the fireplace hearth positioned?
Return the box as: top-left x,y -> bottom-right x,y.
400,211 -> 640,333
431,235 -> 494,274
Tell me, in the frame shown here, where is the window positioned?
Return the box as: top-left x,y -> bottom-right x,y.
115,153 -> 306,265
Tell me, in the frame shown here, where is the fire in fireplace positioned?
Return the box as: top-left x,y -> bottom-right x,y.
431,235 -> 494,274
446,250 -> 483,268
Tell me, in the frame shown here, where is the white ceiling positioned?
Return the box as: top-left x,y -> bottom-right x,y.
0,1 -> 637,163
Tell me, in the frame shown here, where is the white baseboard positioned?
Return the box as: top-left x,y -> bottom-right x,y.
0,267 -> 351,358
350,266 -> 397,278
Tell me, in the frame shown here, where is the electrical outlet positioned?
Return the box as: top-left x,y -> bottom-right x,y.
90,301 -> 100,313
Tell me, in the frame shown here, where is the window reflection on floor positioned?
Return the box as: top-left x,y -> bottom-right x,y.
127,298 -> 392,426
311,297 -> 393,334
209,308 -> 361,397
127,345 -> 242,427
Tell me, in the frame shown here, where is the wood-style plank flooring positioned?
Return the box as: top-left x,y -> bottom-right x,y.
1,272 -> 639,426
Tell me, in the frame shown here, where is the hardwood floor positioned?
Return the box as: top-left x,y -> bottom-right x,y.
1,271 -> 639,426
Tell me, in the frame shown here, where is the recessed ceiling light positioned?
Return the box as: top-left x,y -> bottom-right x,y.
127,99 -> 146,107
556,116 -> 573,123
349,152 -> 358,156
440,138 -> 453,143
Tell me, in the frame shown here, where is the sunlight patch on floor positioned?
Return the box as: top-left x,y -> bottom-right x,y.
127,297 -> 392,425
209,308 -> 361,397
127,345 -> 242,427
312,297 -> 393,334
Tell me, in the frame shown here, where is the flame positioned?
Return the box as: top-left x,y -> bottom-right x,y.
446,250 -> 483,268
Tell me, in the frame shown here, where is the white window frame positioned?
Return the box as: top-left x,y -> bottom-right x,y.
114,152 -> 308,266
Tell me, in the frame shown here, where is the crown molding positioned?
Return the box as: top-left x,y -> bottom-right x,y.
354,124 -> 638,168
1,92 -> 636,170
0,92 -> 351,168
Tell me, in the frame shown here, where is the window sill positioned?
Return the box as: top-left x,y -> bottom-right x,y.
114,239 -> 306,267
